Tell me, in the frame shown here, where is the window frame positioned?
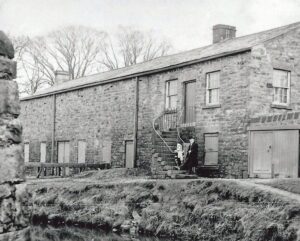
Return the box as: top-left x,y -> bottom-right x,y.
272,69 -> 291,106
205,71 -> 220,106
165,79 -> 177,111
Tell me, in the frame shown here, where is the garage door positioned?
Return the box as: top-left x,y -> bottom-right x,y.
250,130 -> 299,178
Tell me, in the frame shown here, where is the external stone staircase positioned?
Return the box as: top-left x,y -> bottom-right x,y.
151,128 -> 198,179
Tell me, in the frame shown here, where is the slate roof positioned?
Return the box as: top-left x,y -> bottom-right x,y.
22,21 -> 300,100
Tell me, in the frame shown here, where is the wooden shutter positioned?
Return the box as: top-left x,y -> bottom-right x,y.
125,141 -> 134,168
102,141 -> 112,164
40,142 -> 46,163
58,141 -> 70,163
204,133 -> 219,165
24,143 -> 29,163
78,140 -> 86,164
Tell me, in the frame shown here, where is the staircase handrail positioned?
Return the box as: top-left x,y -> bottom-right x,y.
152,112 -> 175,154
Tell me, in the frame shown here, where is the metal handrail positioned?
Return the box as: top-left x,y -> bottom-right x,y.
152,112 -> 175,154
176,108 -> 185,144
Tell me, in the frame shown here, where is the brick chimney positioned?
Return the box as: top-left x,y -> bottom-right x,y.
55,70 -> 70,85
213,24 -> 236,44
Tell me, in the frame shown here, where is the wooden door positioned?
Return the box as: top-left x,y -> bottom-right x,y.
24,143 -> 29,163
78,140 -> 86,164
40,142 -> 46,163
184,81 -> 196,123
273,130 -> 298,178
58,142 -> 64,163
58,141 -> 70,163
125,141 -> 134,168
204,133 -> 219,165
102,141 -> 112,164
250,131 -> 273,177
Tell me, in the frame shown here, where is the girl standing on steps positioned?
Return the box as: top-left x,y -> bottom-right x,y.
175,143 -> 184,167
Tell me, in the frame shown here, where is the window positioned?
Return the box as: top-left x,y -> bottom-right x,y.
273,69 -> 290,105
206,71 -> 220,105
165,80 -> 177,110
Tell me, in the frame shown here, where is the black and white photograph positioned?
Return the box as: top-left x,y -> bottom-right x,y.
0,0 -> 300,240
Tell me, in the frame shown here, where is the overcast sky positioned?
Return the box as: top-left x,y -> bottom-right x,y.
0,0 -> 299,51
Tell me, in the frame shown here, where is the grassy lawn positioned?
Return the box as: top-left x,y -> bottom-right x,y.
264,179 -> 300,195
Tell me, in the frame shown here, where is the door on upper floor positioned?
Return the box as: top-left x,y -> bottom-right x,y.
184,81 -> 196,124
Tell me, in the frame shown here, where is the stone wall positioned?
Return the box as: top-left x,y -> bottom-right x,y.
21,51 -> 253,177
0,32 -> 30,240
248,28 -> 300,117
137,52 -> 252,177
21,78 -> 136,167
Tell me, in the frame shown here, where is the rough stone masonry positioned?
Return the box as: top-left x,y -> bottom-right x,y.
0,31 -> 30,240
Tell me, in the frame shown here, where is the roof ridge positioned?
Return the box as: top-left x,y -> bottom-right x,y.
23,21 -> 300,100
51,21 -> 300,81
80,21 -> 300,78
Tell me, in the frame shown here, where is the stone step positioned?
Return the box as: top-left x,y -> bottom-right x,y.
155,143 -> 177,148
166,170 -> 187,176
160,159 -> 178,164
162,165 -> 176,171
156,137 -> 177,142
161,133 -> 178,138
160,160 -> 175,166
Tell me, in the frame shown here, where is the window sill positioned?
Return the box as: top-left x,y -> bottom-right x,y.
202,104 -> 221,109
271,104 -> 292,110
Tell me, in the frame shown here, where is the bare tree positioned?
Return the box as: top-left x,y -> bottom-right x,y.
28,26 -> 107,86
12,36 -> 47,95
14,25 -> 172,95
98,26 -> 172,70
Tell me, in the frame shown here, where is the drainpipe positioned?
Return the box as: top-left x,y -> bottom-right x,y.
133,77 -> 139,167
51,94 -> 56,163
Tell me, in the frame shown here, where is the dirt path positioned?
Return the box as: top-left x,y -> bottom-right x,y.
232,179 -> 300,204
27,176 -> 300,204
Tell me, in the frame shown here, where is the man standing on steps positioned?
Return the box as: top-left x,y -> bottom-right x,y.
181,136 -> 198,174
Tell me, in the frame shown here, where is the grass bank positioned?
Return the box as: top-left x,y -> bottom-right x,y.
28,170 -> 300,241
264,179 -> 300,195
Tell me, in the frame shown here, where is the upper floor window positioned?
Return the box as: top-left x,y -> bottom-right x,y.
273,69 -> 290,105
206,71 -> 220,105
165,80 -> 177,110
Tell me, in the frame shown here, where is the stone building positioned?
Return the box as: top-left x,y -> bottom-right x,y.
20,22 -> 300,178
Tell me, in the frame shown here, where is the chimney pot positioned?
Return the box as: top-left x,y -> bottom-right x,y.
213,24 -> 236,44
55,70 -> 69,85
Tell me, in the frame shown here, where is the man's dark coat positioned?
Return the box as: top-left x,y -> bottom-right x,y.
185,142 -> 198,169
